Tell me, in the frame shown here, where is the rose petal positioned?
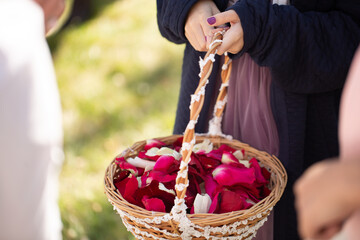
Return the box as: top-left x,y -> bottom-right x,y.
208,192 -> 220,213
115,157 -> 139,176
221,151 -> 247,168
193,139 -> 213,154
232,184 -> 261,202
250,158 -> 268,184
158,183 -> 176,195
233,150 -> 244,160
153,155 -> 179,173
145,147 -> 182,160
205,149 -> 223,161
261,186 -> 271,198
144,139 -> 166,151
114,169 -> 130,183
221,151 -> 239,164
197,154 -> 221,172
239,160 -> 250,168
138,151 -> 160,161
142,196 -> 166,212
127,157 -> 156,170
136,181 -> 175,212
114,175 -> 138,205
261,167 -> 271,181
193,193 -> 212,213
218,190 -> 246,213
148,170 -> 177,183
212,164 -> 256,186
204,174 -> 219,198
217,144 -> 237,154
189,154 -> 205,175
145,147 -> 160,157
157,147 -> 182,160
186,174 -> 202,198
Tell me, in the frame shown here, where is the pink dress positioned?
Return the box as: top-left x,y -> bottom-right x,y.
220,54 -> 279,239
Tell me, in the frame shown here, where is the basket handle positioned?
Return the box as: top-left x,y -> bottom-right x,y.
175,31 -> 232,201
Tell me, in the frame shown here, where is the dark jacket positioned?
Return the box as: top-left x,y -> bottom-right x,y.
157,0 -> 360,239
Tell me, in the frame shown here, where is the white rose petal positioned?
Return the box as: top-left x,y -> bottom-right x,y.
159,183 -> 176,195
193,193 -> 212,214
193,139 -> 213,153
146,147 -> 160,156
136,176 -> 142,188
239,160 -> 250,168
233,150 -> 244,160
157,147 -> 182,160
127,156 -> 156,170
146,146 -> 182,160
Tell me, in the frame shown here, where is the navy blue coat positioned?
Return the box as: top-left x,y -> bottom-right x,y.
157,0 -> 360,239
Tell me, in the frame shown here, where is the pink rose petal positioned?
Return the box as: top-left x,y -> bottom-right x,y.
153,155 -> 178,172
212,164 -> 256,186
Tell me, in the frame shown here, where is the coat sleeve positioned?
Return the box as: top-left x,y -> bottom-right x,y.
229,0 -> 360,94
157,0 -> 229,44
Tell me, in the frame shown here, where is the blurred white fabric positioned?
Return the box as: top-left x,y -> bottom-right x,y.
0,1 -> 63,240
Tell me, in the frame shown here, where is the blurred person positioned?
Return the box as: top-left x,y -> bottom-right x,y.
295,47 -> 360,240
157,0 -> 360,239
0,0 -> 65,239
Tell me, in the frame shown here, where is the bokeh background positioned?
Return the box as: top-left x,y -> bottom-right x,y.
48,0 -> 184,239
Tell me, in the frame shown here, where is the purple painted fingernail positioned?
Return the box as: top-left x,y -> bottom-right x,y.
205,36 -> 207,41
207,17 -> 216,25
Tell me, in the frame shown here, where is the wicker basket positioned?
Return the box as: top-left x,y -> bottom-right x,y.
104,32 -> 287,240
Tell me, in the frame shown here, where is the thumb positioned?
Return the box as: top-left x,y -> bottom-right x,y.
207,10 -> 239,27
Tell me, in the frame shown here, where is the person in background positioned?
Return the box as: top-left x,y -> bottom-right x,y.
295,47 -> 360,240
157,0 -> 360,239
0,0 -> 65,239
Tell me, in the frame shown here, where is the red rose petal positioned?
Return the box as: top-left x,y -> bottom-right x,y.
218,190 -> 245,213
142,196 -> 166,212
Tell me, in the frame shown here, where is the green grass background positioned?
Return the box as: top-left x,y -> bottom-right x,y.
48,0 -> 184,239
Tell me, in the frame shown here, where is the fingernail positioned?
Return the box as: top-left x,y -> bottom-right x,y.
205,36 -> 207,41
207,17 -> 216,25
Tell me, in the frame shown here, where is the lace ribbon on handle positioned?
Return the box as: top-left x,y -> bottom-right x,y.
208,52 -> 232,137
174,31 -> 233,205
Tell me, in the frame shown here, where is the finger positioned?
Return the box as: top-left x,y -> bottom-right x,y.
208,27 -> 227,51
207,10 -> 239,27
193,24 -> 207,52
185,31 -> 201,51
217,27 -> 242,55
185,27 -> 205,52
